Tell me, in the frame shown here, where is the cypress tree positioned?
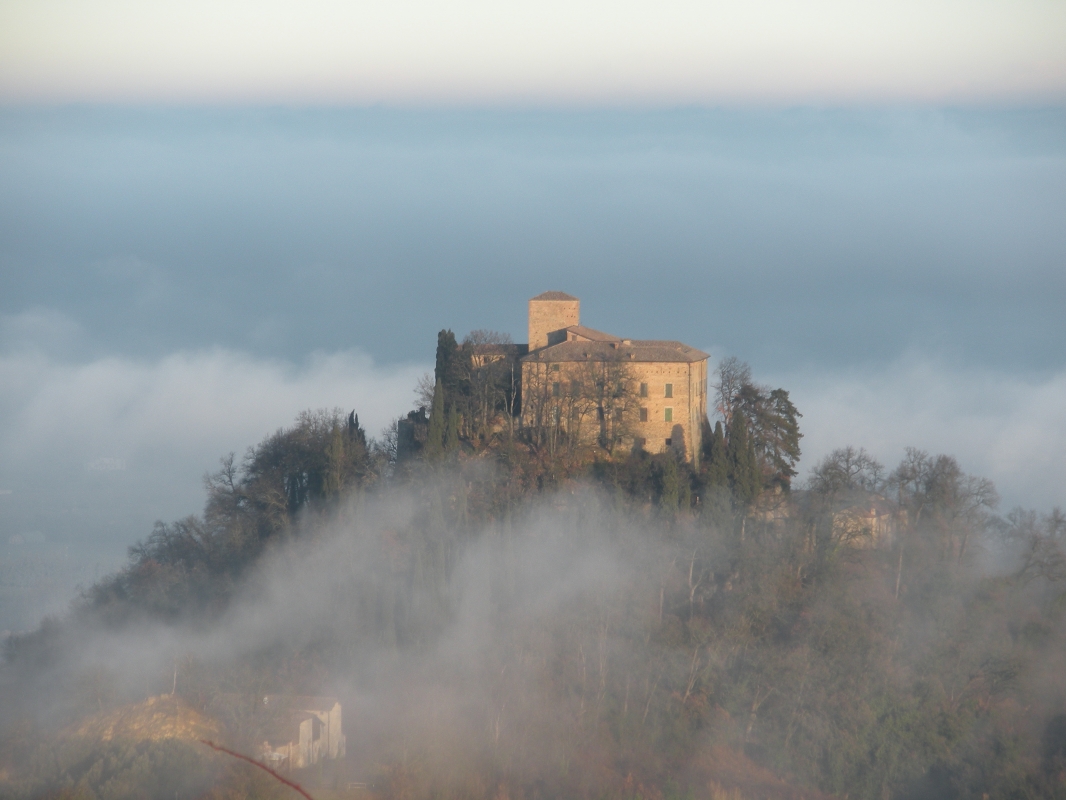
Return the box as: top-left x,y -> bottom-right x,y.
445,404 -> 460,455
435,330 -> 462,401
347,410 -> 368,470
706,420 -> 729,488
426,379 -> 446,461
727,410 -> 760,508
659,455 -> 680,513
323,424 -> 345,499
347,411 -> 368,450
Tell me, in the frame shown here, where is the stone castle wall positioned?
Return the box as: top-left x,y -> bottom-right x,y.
528,297 -> 580,350
629,360 -> 707,462
519,357 -> 706,463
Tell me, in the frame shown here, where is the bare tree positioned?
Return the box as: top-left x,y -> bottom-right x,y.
887,448 -> 999,565
521,355 -> 640,460
572,355 -> 641,454
462,330 -> 515,442
804,446 -> 888,550
414,372 -> 435,411
808,446 -> 884,496
713,356 -> 751,426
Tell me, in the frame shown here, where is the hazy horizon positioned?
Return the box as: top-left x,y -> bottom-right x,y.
4,0 -> 1064,104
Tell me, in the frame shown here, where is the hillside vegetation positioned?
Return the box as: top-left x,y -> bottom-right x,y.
1,341 -> 1064,800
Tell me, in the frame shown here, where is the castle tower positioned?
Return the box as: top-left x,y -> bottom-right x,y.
528,291 -> 579,351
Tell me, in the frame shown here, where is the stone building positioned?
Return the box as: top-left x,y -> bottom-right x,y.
257,695 -> 345,771
831,494 -> 902,549
519,292 -> 709,463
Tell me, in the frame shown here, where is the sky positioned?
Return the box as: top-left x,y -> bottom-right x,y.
1,0 -> 1065,630
1,0 -> 1065,104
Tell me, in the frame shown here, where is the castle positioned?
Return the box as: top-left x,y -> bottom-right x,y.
519,292 -> 709,463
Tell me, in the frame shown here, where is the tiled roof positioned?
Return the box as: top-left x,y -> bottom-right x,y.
564,325 -> 621,342
531,291 -> 578,301
522,339 -> 709,364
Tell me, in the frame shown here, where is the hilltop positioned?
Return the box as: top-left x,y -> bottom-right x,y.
0,337 -> 1064,800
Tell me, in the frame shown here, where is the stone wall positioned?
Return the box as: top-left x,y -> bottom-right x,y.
520,357 -> 706,463
528,297 -> 580,350
625,360 -> 706,463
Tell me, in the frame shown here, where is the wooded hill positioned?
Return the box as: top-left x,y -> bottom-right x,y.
1,336 -> 1064,800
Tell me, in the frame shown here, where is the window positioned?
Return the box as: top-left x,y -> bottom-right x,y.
571,380 -> 581,397
665,383 -> 673,398
551,363 -> 560,372
664,407 -> 673,422
552,382 -> 561,397
639,407 -> 648,422
665,438 -> 672,446
640,382 -> 648,397
635,437 -> 647,448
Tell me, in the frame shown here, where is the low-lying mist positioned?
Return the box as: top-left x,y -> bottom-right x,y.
2,441 -> 1065,799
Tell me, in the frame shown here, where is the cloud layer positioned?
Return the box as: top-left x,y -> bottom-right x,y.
785,357 -> 1066,512
0,312 -> 427,562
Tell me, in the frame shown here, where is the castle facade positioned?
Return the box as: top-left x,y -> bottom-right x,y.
519,292 -> 709,463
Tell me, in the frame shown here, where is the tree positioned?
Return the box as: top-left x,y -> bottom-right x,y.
237,408 -> 375,527
520,355 -> 640,461
462,329 -> 518,442
735,384 -> 802,490
887,448 -> 999,564
445,403 -> 460,456
425,379 -> 446,462
348,410 -> 368,451
435,329 -> 464,399
658,454 -> 683,512
754,388 -> 802,488
713,358 -> 802,491
702,420 -> 729,489
804,446 -> 888,556
1004,508 -> 1066,608
415,372 -> 436,410
727,410 -> 760,508
323,423 -> 346,500
808,446 -> 883,497
713,356 -> 752,428
573,354 -> 641,454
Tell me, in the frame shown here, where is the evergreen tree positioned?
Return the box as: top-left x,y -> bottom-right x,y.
727,410 -> 760,508
347,411 -> 368,450
323,424 -> 345,499
435,329 -> 463,401
752,387 -> 802,489
444,404 -> 460,456
734,382 -> 803,490
425,379 -> 446,462
659,455 -> 680,513
346,410 -> 369,474
705,420 -> 729,488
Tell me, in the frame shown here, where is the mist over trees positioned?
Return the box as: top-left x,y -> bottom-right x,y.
1,344 -> 1064,800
